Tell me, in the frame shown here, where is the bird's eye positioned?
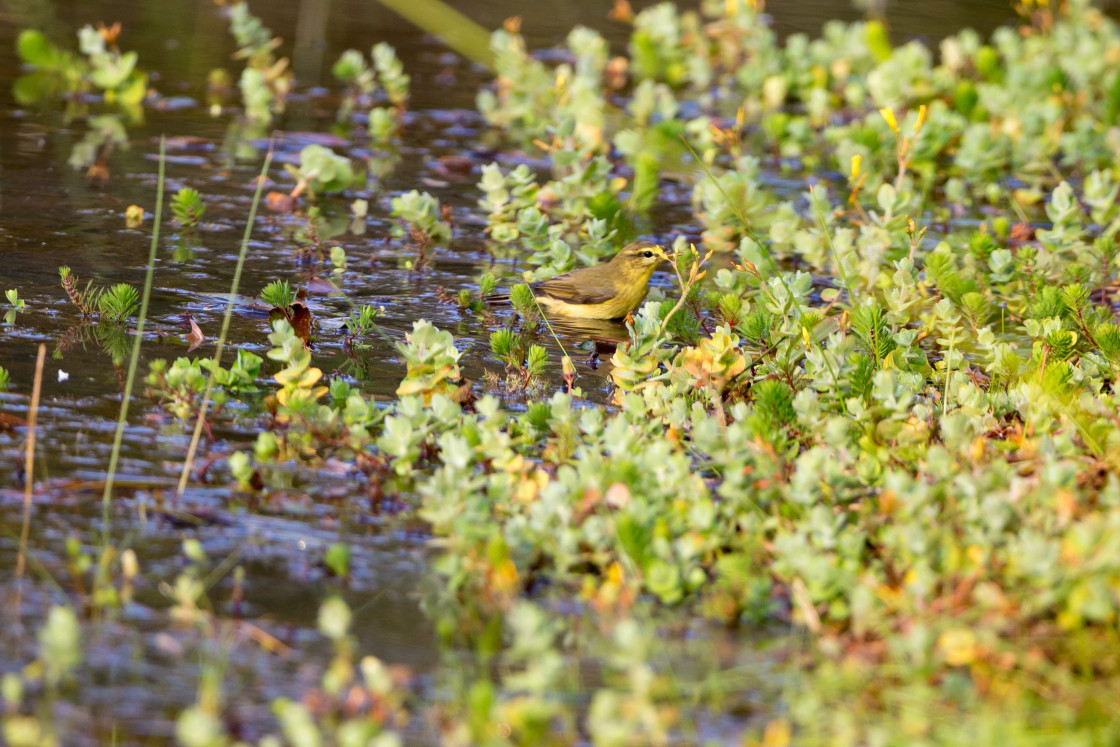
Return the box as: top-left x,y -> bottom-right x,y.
642,250 -> 654,258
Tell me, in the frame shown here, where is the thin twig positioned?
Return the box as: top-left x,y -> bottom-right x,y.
16,344 -> 47,586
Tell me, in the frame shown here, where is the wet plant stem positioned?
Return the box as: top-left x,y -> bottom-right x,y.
528,290 -> 577,389
16,343 -> 46,587
943,333 -> 955,419
100,137 -> 165,539
659,244 -> 712,338
809,184 -> 859,304
177,147 -> 274,500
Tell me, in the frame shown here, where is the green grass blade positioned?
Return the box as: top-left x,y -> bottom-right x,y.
375,0 -> 494,69
100,136 -> 165,533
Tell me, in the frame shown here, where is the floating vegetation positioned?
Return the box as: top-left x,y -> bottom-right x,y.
170,187 -> 206,229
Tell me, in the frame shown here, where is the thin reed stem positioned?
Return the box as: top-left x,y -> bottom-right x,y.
100,137 -> 166,535
176,147 -> 274,499
678,133 -> 797,306
16,343 -> 47,585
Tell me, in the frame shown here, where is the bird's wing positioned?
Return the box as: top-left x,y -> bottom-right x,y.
535,270 -> 616,305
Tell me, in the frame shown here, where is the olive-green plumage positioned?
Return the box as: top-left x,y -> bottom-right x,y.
525,240 -> 665,320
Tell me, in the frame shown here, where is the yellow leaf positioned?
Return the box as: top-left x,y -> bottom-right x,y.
298,367 -> 323,388
938,628 -> 978,666
395,379 -> 424,396
761,718 -> 791,747
491,557 -> 520,594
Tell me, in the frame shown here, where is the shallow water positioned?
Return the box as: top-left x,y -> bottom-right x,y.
0,0 -> 1028,741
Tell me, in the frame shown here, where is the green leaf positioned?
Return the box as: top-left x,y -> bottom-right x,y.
90,50 -> 137,90
16,30 -> 57,67
324,543 -> 352,578
614,513 -> 650,571
865,20 -> 892,63
12,72 -> 57,105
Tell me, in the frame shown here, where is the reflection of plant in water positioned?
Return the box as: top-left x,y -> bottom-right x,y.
95,323 -> 133,367
329,245 -> 347,276
5,289 -> 27,325
66,113 -> 130,178
364,147 -> 403,187
14,24 -> 147,115
332,42 -> 410,141
335,305 -> 384,381
224,1 -> 291,126
16,24 -> 148,181
278,205 -> 356,269
55,268 -> 145,367
349,198 -> 368,236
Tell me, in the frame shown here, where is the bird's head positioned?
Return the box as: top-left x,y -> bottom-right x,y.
611,240 -> 666,283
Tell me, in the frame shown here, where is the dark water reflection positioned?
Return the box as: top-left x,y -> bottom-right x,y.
0,0 -> 1025,741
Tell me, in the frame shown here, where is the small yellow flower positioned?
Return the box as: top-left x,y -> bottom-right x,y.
913,103 -> 928,133
850,154 -> 862,180
561,355 -> 576,378
879,107 -> 899,133
125,204 -> 145,228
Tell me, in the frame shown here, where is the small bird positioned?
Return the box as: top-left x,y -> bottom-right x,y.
495,240 -> 665,320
